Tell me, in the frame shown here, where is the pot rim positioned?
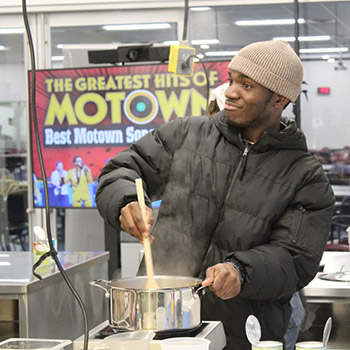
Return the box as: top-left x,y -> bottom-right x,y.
107,275 -> 202,291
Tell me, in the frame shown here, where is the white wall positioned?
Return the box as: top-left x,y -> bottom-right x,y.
0,64 -> 26,103
301,60 -> 350,150
65,209 -> 105,251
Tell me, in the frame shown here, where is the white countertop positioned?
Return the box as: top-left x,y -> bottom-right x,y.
302,252 -> 350,302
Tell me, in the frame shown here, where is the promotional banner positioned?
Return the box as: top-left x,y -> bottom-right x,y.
30,61 -> 229,208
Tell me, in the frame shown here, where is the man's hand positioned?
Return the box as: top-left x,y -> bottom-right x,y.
201,263 -> 241,300
120,201 -> 154,243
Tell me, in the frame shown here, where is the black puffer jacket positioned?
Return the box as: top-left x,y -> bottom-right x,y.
96,111 -> 335,350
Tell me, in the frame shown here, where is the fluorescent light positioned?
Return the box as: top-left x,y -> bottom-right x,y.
328,58 -> 335,63
273,35 -> 331,42
191,39 -> 219,45
190,7 -> 211,11
103,23 -> 171,31
0,254 -> 10,257
163,40 -> 180,45
200,44 -> 210,50
322,55 -> 330,60
196,53 -> 205,59
0,278 -> 31,283
60,43 -> 121,50
235,18 -> 305,26
0,262 -> 11,266
0,27 -> 25,34
56,44 -> 64,49
300,47 -> 348,53
51,55 -> 64,61
205,51 -> 239,57
0,45 -> 5,50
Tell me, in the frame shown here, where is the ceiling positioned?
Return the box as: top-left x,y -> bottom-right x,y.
0,1 -> 350,66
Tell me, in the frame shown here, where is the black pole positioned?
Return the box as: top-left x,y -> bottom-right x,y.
293,0 -> 301,128
182,0 -> 189,41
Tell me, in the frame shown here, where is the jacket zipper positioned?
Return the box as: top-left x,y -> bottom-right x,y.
198,144 -> 250,277
226,145 -> 249,201
292,204 -> 306,244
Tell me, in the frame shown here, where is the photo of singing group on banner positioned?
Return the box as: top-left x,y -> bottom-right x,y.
30,61 -> 229,208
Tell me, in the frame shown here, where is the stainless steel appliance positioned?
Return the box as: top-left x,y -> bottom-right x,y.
73,320 -> 226,350
0,251 -> 109,341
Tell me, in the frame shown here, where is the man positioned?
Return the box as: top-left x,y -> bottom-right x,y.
207,81 -> 305,350
96,40 -> 335,349
50,161 -> 69,206
65,156 -> 93,207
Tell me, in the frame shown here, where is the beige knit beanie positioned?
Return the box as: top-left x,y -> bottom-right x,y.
228,40 -> 303,102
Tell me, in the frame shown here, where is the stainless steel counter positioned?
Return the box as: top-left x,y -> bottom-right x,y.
300,252 -> 350,349
0,251 -> 109,341
332,185 -> 350,199
302,274 -> 350,303
302,252 -> 350,303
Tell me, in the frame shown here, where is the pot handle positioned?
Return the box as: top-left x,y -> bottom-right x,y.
89,279 -> 110,298
193,284 -> 211,299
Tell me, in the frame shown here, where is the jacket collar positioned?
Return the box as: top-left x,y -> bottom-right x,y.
213,110 -> 308,152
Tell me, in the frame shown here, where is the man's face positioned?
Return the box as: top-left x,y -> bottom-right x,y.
74,157 -> 83,168
224,70 -> 275,129
57,162 -> 63,171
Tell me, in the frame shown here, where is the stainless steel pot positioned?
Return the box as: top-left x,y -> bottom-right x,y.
90,275 -> 203,333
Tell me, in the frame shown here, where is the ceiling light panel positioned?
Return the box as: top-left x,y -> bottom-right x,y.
51,55 -> 64,61
235,18 -> 305,26
0,28 -> 25,34
205,51 -> 239,57
273,35 -> 331,42
103,23 -> 171,31
190,7 -> 212,12
300,47 -> 348,53
191,39 -> 219,45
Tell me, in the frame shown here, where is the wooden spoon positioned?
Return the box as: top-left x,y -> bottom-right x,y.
135,178 -> 159,289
